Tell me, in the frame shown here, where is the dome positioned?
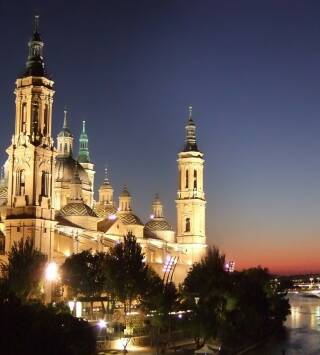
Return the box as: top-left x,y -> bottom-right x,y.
60,202 -> 97,217
145,219 -> 173,231
94,204 -> 117,218
118,213 -> 143,225
120,186 -> 131,197
58,127 -> 73,138
0,186 -> 7,200
55,157 -> 90,185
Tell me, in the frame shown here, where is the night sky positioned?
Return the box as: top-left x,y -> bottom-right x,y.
1,1 -> 320,274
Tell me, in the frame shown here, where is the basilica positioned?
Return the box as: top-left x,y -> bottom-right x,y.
0,18 -> 207,283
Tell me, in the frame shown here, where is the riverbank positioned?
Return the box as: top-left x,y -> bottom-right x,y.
246,294 -> 320,355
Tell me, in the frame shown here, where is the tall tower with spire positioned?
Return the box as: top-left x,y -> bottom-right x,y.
78,121 -> 95,207
176,107 -> 206,261
5,16 -> 56,256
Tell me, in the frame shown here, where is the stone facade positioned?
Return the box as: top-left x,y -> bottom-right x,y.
0,19 -> 207,284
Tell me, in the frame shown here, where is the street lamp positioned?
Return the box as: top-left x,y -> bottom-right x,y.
45,261 -> 58,303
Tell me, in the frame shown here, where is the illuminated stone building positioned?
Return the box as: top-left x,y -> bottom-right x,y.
0,18 -> 207,283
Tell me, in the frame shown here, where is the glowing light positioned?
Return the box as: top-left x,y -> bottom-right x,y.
163,254 -> 176,272
108,214 -> 117,220
98,319 -> 107,329
150,214 -> 154,219
45,262 -> 58,281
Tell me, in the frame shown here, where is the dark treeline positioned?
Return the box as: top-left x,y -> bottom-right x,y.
0,235 -> 290,354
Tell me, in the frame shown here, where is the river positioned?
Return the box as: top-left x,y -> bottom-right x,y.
248,293 -> 320,355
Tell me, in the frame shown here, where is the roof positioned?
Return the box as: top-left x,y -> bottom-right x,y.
94,204 -> 117,218
60,202 -> 97,217
118,213 -> 143,226
55,156 -> 90,185
145,219 -> 173,232
0,186 -> 7,200
120,186 -> 131,197
58,126 -> 73,138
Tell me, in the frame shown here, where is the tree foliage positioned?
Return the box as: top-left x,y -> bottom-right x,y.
1,238 -> 47,302
183,246 -> 228,348
105,232 -> 148,312
60,250 -> 105,299
0,298 -> 96,355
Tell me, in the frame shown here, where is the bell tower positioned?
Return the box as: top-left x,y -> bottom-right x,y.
176,107 -> 206,261
5,16 -> 56,256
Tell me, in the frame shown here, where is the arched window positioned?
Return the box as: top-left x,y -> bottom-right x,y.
193,170 -> 197,189
43,104 -> 48,136
185,218 -> 190,232
31,102 -> 39,134
41,171 -> 49,197
16,170 -> 25,196
64,143 -> 68,154
185,170 -> 189,189
21,103 -> 27,134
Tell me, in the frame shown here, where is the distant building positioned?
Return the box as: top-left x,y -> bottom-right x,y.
225,261 -> 235,273
0,18 -> 207,283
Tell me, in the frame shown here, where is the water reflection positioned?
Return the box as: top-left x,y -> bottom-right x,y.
248,294 -> 320,355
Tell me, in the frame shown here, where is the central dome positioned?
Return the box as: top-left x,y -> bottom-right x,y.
55,157 -> 90,185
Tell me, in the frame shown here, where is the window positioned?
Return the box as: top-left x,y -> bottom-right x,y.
185,218 -> 191,232
16,170 -> 25,196
21,103 -> 27,133
43,105 -> 48,136
31,102 -> 39,134
41,171 -> 49,197
185,170 -> 189,189
193,170 -> 197,189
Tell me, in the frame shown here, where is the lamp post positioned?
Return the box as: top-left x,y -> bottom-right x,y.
45,261 -> 58,303
194,296 -> 200,349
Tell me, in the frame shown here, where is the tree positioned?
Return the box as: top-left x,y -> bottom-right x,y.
220,267 -> 290,349
182,246 -> 229,348
141,268 -> 180,353
0,298 -> 96,355
105,232 -> 148,313
1,238 -> 47,302
60,250 -> 106,317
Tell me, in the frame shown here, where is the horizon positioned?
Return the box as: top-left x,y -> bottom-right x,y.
1,1 -> 320,274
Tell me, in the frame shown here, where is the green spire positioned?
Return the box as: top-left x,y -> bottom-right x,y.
24,15 -> 46,77
78,120 -> 90,163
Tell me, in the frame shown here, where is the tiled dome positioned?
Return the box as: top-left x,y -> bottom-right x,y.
94,204 -> 117,218
60,202 -> 97,217
118,213 -> 143,225
0,186 -> 7,200
145,219 -> 173,231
